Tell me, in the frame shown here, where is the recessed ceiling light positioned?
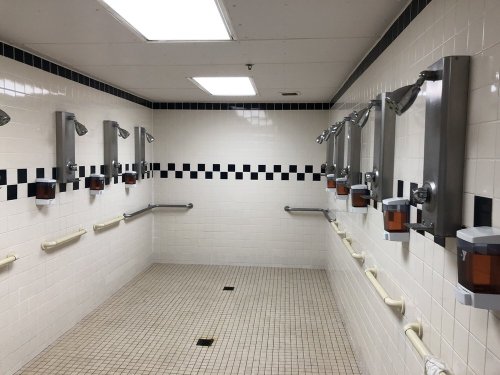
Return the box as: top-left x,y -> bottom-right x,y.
101,0 -> 231,41
191,77 -> 257,96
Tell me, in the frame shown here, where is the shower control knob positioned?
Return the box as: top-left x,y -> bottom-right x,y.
67,162 -> 78,172
365,171 -> 377,183
412,187 -> 429,204
340,167 -> 349,177
112,160 -> 121,170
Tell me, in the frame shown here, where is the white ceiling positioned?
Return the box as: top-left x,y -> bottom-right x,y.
0,0 -> 407,102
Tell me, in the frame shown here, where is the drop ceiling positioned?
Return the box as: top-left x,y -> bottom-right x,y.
0,0 -> 407,102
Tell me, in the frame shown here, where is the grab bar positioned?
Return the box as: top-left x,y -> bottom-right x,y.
342,237 -> 365,263
405,322 -> 447,375
0,255 -> 17,269
93,215 -> 124,231
124,203 -> 193,219
365,267 -> 405,314
331,220 -> 346,237
284,206 -> 332,222
41,228 -> 87,251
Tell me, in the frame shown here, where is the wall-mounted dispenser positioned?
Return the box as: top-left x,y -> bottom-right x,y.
326,174 -> 336,191
350,184 -> 369,213
364,94 -> 396,202
89,174 -> 105,195
382,198 -> 410,242
104,121 -> 130,178
393,56 -> 470,239
123,171 -> 137,188
134,126 -> 155,179
36,178 -> 56,205
336,177 -> 349,200
333,122 -> 345,181
341,117 -> 362,188
56,111 -> 88,183
455,227 -> 500,310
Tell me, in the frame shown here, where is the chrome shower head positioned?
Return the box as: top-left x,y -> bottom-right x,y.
352,100 -> 378,128
114,123 -> 130,139
0,109 -> 11,126
386,70 -> 440,115
316,135 -> 324,144
316,129 -> 329,144
74,119 -> 88,136
145,132 -> 155,143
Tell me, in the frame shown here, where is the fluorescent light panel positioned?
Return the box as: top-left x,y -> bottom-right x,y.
192,77 -> 257,96
101,0 -> 231,41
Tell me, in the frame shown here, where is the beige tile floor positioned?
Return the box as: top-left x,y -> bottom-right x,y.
16,264 -> 361,375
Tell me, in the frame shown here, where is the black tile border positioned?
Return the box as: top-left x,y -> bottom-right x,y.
152,102 -> 330,110
330,0 -> 432,106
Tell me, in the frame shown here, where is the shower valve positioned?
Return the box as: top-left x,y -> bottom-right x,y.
112,160 -> 121,170
365,170 -> 378,183
67,161 -> 78,172
340,167 -> 349,177
411,181 -> 435,204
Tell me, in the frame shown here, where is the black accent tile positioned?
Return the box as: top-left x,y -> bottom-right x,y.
90,165 -> 96,174
289,165 -> 297,173
183,163 -> 190,171
474,196 -> 492,227
14,48 -> 23,63
297,173 -> 305,181
7,185 -> 17,200
190,171 -> 198,179
409,182 -> 418,207
305,165 -> 313,173
373,201 -> 378,210
205,171 -> 213,179
73,181 -> 79,190
213,164 -> 221,172
100,165 -> 105,174
153,163 -> 160,171
0,169 -> 5,185
4,44 -> 14,59
36,168 -> 45,178
243,164 -> 251,172
59,183 -> 67,193
251,172 -> 258,180
27,183 -> 36,197
113,176 -> 118,184
168,163 -> 176,171
313,173 -> 321,181
280,173 -> 289,180
17,169 -> 27,184
320,164 -> 326,174
236,172 -> 243,180
228,164 -> 236,172
196,338 -> 214,347
266,173 -> 273,181
79,166 -> 85,178
258,165 -> 266,172
175,171 -> 183,178
105,177 -> 111,185
160,171 -> 168,178
417,208 -> 423,223
24,52 -> 33,66
223,286 -> 235,291
220,172 -> 228,179
197,164 -> 205,171
52,167 -> 57,180
85,177 -> 91,188
397,180 -> 404,198
434,236 -> 446,247
273,165 -> 281,173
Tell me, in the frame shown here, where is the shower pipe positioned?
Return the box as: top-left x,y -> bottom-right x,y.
405,322 -> 447,375
124,203 -> 194,219
93,215 -> 124,231
283,206 -> 332,222
365,267 -> 405,315
41,228 -> 87,251
0,255 -> 17,269
342,237 -> 365,263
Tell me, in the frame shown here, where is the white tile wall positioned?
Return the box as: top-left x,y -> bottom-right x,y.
152,109 -> 329,268
0,56 -> 154,375
326,0 -> 500,374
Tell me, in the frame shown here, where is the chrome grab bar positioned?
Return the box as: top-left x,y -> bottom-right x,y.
124,203 -> 193,219
284,206 -> 333,222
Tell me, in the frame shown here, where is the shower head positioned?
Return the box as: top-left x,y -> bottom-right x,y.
145,132 -> 155,143
316,129 -> 329,144
74,119 -> 88,136
114,123 -> 130,139
386,70 -> 440,115
352,100 -> 378,128
0,109 -> 11,126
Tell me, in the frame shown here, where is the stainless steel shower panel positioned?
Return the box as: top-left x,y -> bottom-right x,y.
345,121 -> 362,187
413,55 -> 470,238
56,111 -> 78,183
366,94 -> 396,201
104,120 -> 120,178
325,135 -> 335,174
135,126 -> 147,179
333,126 -> 345,179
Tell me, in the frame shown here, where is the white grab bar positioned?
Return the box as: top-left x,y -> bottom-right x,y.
331,220 -> 346,237
404,322 -> 447,375
342,237 -> 365,263
365,267 -> 405,314
93,215 -> 124,231
0,255 -> 17,269
41,228 -> 87,250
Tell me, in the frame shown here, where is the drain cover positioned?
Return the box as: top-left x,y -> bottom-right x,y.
196,338 -> 214,347
223,286 -> 234,291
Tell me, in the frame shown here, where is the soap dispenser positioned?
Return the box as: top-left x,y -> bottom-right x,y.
382,198 -> 410,242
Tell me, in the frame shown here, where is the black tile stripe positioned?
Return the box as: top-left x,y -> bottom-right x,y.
152,102 -> 330,110
330,0 -> 432,106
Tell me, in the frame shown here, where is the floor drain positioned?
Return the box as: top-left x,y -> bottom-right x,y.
223,286 -> 234,291
196,338 -> 214,347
